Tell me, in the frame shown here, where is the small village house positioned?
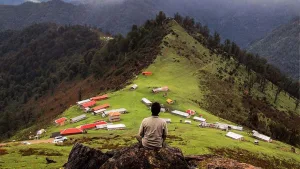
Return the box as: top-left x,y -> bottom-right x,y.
107,124 -> 126,130
92,103 -> 110,112
252,130 -> 272,142
95,121 -> 108,129
186,109 -> 196,116
109,112 -> 121,122
171,110 -> 190,118
76,99 -> 91,105
166,99 -> 174,104
193,116 -> 206,122
130,84 -> 138,90
60,128 -> 84,135
80,100 -> 96,109
185,120 -> 192,124
142,72 -> 152,76
93,109 -> 106,115
152,86 -> 169,93
70,114 -> 87,123
226,132 -> 244,141
54,117 -> 68,126
104,108 -> 127,117
90,94 -> 109,101
141,98 -> 152,106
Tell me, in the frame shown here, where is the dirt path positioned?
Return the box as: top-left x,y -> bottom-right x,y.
0,138 -> 54,147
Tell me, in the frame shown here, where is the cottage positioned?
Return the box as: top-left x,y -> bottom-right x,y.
225,132 -> 244,140
54,117 -> 67,126
81,100 -> 96,109
152,86 -> 169,93
70,114 -> 87,123
79,123 -> 97,130
76,99 -> 91,105
60,128 -> 84,135
90,94 -> 108,101
142,98 -> 152,106
36,129 -> 46,135
93,109 -> 106,115
103,108 -> 127,117
215,122 -> 243,131
162,118 -> 171,123
107,124 -> 126,130
95,121 -> 108,129
166,99 -> 174,104
186,109 -> 196,115
193,116 -> 206,122
252,130 -> 272,142
142,72 -> 152,76
185,120 -> 192,124
171,110 -> 190,118
130,84 -> 138,90
92,103 -> 110,112
109,112 -> 121,122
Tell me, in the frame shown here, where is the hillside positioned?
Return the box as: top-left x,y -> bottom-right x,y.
1,18 -> 299,169
248,17 -> 300,79
0,21 -> 166,140
1,0 -> 299,47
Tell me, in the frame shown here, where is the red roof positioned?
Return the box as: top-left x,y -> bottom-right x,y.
142,71 -> 152,76
186,109 -> 196,115
92,103 -> 110,111
82,100 -> 96,108
91,94 -> 108,101
80,123 -> 96,130
60,128 -> 83,135
109,112 -> 121,117
94,121 -> 107,125
55,117 -> 67,124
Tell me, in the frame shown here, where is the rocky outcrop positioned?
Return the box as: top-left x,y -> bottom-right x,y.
64,143 -> 109,169
64,143 -> 259,169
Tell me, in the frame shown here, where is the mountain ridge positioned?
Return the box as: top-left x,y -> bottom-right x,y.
0,0 -> 299,48
247,17 -> 300,79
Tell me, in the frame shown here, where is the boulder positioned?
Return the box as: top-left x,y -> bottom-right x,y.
100,144 -> 189,169
64,143 -> 109,169
64,143 -> 260,169
64,143 -> 189,169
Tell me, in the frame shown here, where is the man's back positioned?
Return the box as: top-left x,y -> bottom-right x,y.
138,116 -> 168,149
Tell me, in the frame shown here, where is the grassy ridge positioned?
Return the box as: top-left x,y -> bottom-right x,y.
1,21 -> 299,169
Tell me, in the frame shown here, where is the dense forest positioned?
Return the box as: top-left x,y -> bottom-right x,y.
0,23 -> 102,138
171,12 -> 300,146
248,17 -> 300,79
0,15 -> 167,139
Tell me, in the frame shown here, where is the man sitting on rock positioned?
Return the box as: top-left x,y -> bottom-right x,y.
137,102 -> 168,149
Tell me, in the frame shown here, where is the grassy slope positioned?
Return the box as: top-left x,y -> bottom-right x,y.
1,21 -> 299,169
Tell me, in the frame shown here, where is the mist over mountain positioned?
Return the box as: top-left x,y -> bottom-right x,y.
248,17 -> 300,79
0,0 -> 298,47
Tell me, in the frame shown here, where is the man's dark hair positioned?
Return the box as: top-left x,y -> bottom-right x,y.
151,102 -> 161,116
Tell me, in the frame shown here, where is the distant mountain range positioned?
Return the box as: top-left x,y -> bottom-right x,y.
248,17 -> 300,79
0,0 -> 299,48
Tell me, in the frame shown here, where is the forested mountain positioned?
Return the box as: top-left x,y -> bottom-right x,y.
0,23 -> 102,138
0,19 -> 166,139
248,17 -> 300,79
0,0 -> 299,48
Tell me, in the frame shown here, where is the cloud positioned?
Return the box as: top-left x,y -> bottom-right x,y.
25,0 -> 41,3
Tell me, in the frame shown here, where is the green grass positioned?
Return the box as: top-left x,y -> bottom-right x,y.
1,20 -> 299,169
